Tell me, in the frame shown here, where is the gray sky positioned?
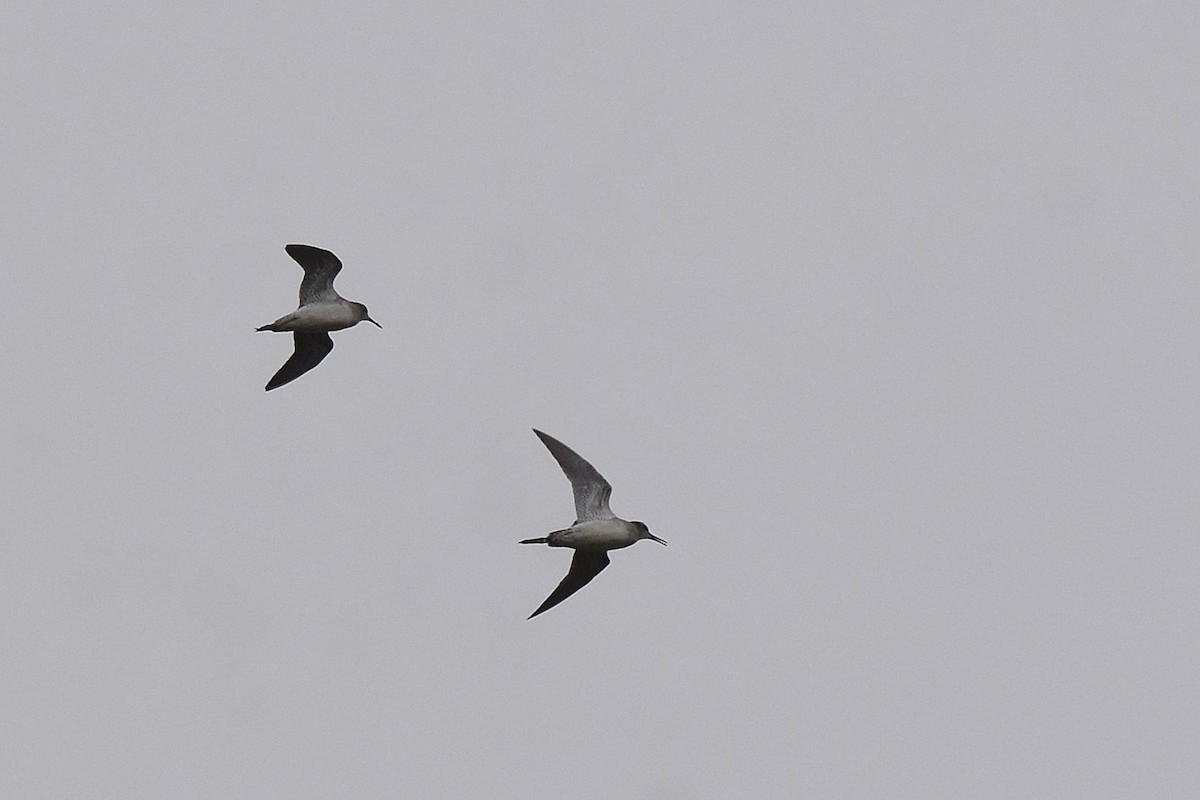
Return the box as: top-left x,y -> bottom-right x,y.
2,3 -> 1198,798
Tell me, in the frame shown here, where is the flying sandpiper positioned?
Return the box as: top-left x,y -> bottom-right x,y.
521,429 -> 665,618
257,244 -> 380,391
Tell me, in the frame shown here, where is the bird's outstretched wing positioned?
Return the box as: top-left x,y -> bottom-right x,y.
533,429 -> 614,521
528,550 -> 610,619
265,331 -> 334,391
285,244 -> 343,305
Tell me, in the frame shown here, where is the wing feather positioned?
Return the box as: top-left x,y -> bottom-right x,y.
528,550 -> 610,618
265,331 -> 334,391
533,429 -> 614,521
285,244 -> 343,305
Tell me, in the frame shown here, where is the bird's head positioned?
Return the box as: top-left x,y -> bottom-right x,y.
632,521 -> 666,546
354,302 -> 382,328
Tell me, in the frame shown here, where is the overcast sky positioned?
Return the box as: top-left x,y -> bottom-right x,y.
2,3 -> 1198,798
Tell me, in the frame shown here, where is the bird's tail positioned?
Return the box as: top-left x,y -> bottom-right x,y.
521,528 -> 572,545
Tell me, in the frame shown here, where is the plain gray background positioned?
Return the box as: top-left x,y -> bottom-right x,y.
2,3 -> 1197,798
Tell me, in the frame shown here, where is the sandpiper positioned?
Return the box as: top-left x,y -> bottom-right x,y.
257,244 -> 381,391
521,429 -> 665,618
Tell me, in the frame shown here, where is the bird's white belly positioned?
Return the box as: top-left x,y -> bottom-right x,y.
277,302 -> 358,331
551,519 -> 638,550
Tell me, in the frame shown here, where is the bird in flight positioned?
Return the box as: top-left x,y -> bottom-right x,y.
257,244 -> 381,391
521,429 -> 665,618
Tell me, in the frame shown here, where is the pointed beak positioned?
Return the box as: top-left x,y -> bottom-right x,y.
648,533 -> 667,546
366,317 -> 382,328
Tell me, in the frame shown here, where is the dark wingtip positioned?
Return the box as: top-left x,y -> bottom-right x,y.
284,243 -> 341,273
531,428 -> 560,449
527,585 -> 564,619
264,369 -> 296,391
